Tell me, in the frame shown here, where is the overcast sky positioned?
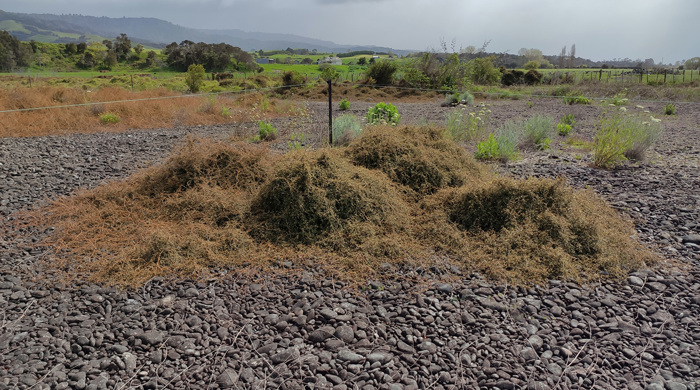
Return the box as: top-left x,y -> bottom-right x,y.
3,0 -> 698,63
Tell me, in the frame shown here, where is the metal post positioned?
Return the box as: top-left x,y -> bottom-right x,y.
328,80 -> 333,146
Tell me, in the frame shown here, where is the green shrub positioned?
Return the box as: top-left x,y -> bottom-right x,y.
563,92 -> 591,105
494,121 -> 520,159
523,114 -> 555,149
523,69 -> 543,85
288,133 -> 306,150
609,92 -> 628,106
663,103 -> 675,115
444,91 -> 475,105
256,121 -> 278,142
338,98 -> 350,111
100,112 -> 120,124
475,134 -> 500,160
557,123 -> 573,136
185,64 -> 205,93
366,102 -> 400,125
445,106 -> 490,143
332,114 -> 363,146
560,114 -> 576,126
475,121 -> 519,162
593,112 -> 663,168
320,66 -> 339,82
365,60 -> 398,85
468,56 -> 501,85
282,71 -> 305,86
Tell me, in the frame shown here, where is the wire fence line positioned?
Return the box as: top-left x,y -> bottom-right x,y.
0,81 -> 698,115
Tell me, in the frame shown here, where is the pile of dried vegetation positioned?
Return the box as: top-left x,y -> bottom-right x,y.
34,125 -> 655,287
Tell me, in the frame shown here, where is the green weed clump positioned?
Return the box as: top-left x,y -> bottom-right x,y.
593,112 -> 663,168
366,102 -> 400,125
477,120 -> 521,162
332,114 -> 363,146
255,121 -> 278,141
561,114 -> 576,126
347,125 -> 488,195
100,112 -> 120,124
563,93 -> 591,105
338,98 -> 350,111
663,103 -> 675,115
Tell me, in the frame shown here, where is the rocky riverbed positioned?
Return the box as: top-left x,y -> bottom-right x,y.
1,99 -> 699,389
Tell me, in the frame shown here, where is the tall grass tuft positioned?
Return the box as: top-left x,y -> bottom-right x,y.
522,114 -> 555,150
444,106 -> 489,143
593,111 -> 663,168
332,114 -> 363,146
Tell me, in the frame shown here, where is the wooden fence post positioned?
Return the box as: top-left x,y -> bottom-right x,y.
328,80 -> 333,146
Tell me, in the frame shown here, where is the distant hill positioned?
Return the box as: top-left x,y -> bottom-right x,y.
0,9 -> 413,55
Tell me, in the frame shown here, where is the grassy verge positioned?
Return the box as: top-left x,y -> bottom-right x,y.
0,87 -> 301,138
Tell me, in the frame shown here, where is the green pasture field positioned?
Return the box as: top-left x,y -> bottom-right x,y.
533,68 -> 699,84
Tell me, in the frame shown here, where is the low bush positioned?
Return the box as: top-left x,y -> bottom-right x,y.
522,114 -> 554,149
365,60 -> 398,85
523,69 -> 543,85
256,121 -> 277,142
332,114 -> 363,146
338,98 -> 350,111
282,71 -> 305,87
366,102 -> 400,125
557,123 -> 572,136
609,92 -> 628,106
475,120 -> 520,162
185,64 -> 205,93
663,103 -> 675,115
444,91 -> 475,105
100,112 -> 120,124
560,113 -> 576,126
563,92 -> 591,105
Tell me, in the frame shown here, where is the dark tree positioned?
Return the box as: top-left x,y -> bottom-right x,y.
77,51 -> 96,69
76,42 -> 87,53
145,50 -> 157,66
114,33 -> 132,60
0,31 -> 32,71
64,43 -> 77,55
357,57 -> 367,66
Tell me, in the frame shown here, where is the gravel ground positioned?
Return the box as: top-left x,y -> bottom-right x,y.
1,99 -> 699,389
